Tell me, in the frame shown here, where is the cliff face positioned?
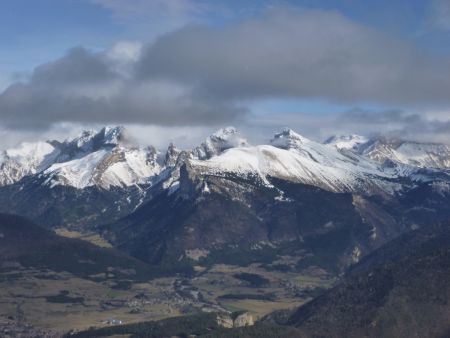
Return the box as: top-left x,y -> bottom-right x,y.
216,312 -> 254,328
233,312 -> 255,327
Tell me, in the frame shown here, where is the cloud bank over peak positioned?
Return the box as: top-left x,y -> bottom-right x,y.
0,42 -> 246,130
0,6 -> 449,144
136,7 -> 450,104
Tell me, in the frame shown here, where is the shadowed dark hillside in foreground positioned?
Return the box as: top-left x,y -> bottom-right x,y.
0,213 -> 171,282
287,221 -> 450,338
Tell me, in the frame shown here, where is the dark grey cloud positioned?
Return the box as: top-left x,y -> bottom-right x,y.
32,47 -> 117,86
0,81 -> 245,130
337,108 -> 450,143
1,6 -> 450,132
340,108 -> 423,125
137,7 -> 450,104
0,46 -> 245,129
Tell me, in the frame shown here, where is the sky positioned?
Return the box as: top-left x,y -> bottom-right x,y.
1,0 -> 450,148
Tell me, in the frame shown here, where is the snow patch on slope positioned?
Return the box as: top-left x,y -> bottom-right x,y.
44,146 -> 162,189
44,149 -> 109,189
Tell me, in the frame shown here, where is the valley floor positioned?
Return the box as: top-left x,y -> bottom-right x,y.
0,260 -> 333,335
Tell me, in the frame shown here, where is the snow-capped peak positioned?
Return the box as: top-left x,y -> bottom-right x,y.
0,125 -> 162,190
1,125 -> 449,194
193,126 -> 249,159
188,127 -> 400,194
42,126 -> 161,189
0,141 -> 60,186
67,125 -> 127,152
270,128 -> 309,150
324,134 -> 368,151
102,126 -> 127,146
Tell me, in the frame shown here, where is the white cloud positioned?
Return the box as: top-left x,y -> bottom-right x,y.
0,122 -> 215,150
105,41 -> 143,78
106,41 -> 142,63
125,124 -> 212,149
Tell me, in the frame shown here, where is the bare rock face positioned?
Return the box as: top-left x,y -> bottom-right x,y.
216,312 -> 254,328
233,312 -> 255,327
216,313 -> 234,328
164,143 -> 181,167
178,162 -> 201,199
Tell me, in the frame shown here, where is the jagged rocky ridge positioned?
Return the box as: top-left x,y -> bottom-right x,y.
0,126 -> 167,228
0,126 -> 162,189
0,125 -> 449,271
326,133 -> 450,170
98,128 -> 450,274
1,125 -> 449,193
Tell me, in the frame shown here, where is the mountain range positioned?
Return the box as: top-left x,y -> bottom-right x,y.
0,126 -> 448,269
2,125 -> 449,192
1,125 -> 450,336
